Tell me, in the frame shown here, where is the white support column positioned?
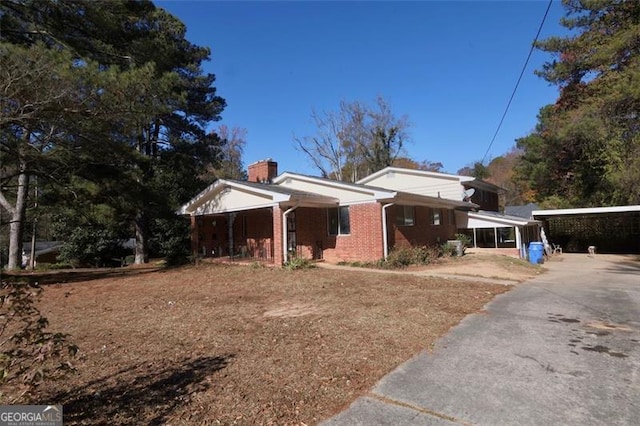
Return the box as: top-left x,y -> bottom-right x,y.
515,226 -> 522,257
282,204 -> 299,263
473,228 -> 477,248
494,227 -> 498,248
382,203 -> 395,260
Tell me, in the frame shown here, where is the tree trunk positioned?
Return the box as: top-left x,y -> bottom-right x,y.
134,210 -> 148,264
7,170 -> 29,270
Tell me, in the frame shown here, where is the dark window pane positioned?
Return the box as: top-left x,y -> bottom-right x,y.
339,206 -> 350,234
328,208 -> 338,235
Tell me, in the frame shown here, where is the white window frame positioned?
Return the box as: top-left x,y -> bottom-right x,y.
328,206 -> 350,236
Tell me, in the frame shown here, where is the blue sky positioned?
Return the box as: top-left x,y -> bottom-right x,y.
158,1 -> 569,175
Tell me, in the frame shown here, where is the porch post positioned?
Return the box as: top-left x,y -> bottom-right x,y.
515,226 -> 522,257
272,206 -> 284,265
494,227 -> 498,248
190,215 -> 199,255
282,204 -> 299,263
473,228 -> 477,248
228,213 -> 236,259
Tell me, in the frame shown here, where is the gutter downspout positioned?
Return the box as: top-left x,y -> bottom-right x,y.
382,203 -> 395,260
282,204 -> 299,264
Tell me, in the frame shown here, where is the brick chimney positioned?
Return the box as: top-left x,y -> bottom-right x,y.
247,159 -> 278,183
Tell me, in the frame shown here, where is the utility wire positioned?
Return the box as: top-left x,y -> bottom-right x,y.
481,0 -> 554,164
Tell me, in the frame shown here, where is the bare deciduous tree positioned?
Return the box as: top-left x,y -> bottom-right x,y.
295,96 -> 410,182
211,125 -> 247,180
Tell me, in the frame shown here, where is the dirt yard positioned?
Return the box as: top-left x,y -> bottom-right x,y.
11,255 -> 541,424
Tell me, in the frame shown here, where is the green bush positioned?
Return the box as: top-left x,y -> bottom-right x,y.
383,245 -> 442,269
283,255 -> 315,271
454,233 -> 472,254
440,242 -> 458,257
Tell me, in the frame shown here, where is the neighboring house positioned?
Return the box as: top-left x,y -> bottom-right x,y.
180,160 -> 541,264
21,241 -> 64,267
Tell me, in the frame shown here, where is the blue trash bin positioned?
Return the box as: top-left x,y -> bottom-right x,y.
528,242 -> 544,264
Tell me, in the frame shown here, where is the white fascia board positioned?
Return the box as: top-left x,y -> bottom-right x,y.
225,181 -> 290,201
533,205 -> 640,217
468,212 -> 536,226
179,179 -> 226,214
394,192 -> 475,209
194,202 -> 279,216
180,180 -> 292,215
357,166 -> 469,184
274,172 -> 396,200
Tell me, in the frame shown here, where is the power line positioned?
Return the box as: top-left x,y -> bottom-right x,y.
481,0 -> 554,164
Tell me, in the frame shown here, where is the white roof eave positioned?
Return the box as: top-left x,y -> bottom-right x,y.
468,211 -> 540,226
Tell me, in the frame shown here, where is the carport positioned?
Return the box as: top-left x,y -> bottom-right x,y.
532,205 -> 640,254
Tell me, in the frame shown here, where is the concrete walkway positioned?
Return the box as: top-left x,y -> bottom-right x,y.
323,254 -> 640,425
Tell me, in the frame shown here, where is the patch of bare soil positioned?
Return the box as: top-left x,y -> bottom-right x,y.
19,263 -> 510,424
418,253 -> 545,281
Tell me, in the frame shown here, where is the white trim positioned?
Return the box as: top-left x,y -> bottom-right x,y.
181,179 -> 338,215
274,172 -> 396,200
356,166 -> 473,185
283,204 -> 299,263
382,203 -> 394,260
468,211 -> 538,227
193,202 -> 279,216
533,205 -> 640,216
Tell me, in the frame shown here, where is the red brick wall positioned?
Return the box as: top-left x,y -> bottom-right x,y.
232,209 -> 274,260
291,207 -> 325,260
273,206 -> 284,265
389,206 -> 457,249
326,203 -> 384,263
248,160 -> 278,183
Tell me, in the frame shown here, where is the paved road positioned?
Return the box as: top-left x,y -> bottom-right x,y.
323,254 -> 640,425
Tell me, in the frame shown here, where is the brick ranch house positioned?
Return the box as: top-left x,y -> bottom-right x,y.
180,160 -> 540,265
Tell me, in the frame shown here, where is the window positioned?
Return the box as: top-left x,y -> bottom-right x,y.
430,208 -> 441,225
396,206 -> 415,226
328,206 -> 350,235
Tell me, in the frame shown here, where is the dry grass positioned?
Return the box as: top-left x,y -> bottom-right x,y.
16,262 -> 511,424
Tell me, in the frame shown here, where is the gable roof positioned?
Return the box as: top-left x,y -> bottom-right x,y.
357,166 -> 504,193
274,171 -> 477,210
273,171 -> 397,200
179,179 -> 338,215
356,167 -> 474,185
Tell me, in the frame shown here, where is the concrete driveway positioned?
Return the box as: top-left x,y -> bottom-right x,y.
323,254 -> 640,425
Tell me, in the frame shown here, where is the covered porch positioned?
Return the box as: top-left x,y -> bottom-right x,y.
180,179 -> 338,264
456,210 -> 541,258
